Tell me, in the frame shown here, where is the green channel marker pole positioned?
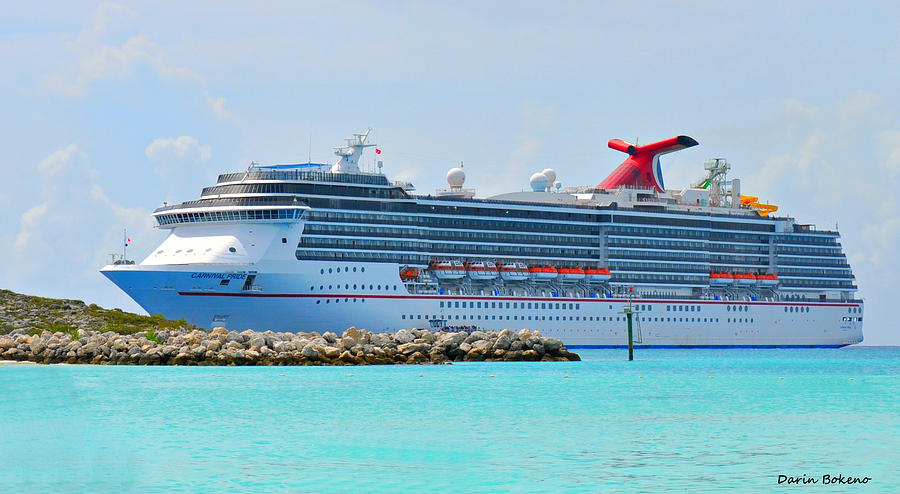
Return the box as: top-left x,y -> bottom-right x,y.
626,310 -> 634,361
622,285 -> 635,361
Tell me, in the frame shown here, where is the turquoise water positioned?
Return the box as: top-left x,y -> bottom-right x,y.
1,348 -> 897,493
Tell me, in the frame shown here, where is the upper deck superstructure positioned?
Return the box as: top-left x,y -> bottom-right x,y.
101,131 -> 863,346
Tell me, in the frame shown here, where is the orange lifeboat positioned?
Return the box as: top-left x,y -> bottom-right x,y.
399,267 -> 419,282
757,273 -> 779,286
709,272 -> 734,286
734,273 -> 757,286
529,265 -> 558,282
558,266 -> 586,283
585,267 -> 612,283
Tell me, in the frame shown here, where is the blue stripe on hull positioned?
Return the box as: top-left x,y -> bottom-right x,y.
567,344 -> 850,349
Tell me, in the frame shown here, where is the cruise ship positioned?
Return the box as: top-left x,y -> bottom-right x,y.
102,130 -> 864,347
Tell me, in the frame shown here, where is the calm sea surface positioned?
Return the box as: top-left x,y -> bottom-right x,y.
1,347 -> 897,493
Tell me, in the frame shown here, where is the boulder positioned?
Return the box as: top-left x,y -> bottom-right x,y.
398,342 -> 430,355
210,327 -> 229,336
249,335 -> 267,349
472,340 -> 493,351
543,337 -> 563,354
492,334 -> 511,351
342,327 -> 361,341
301,344 -> 319,359
394,329 -> 415,344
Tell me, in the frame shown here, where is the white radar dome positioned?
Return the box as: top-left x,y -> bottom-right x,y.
446,167 -> 466,187
530,172 -> 550,192
541,168 -> 557,184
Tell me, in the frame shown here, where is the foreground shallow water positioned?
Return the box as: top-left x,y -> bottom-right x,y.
1,348 -> 897,492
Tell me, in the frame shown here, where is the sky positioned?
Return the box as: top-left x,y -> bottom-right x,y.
2,1 -> 898,344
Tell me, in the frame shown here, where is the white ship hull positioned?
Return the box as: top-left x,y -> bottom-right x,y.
102,260 -> 864,348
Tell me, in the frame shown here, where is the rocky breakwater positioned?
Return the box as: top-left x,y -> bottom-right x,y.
0,327 -> 580,365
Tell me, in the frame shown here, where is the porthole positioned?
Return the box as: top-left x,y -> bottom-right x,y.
320,269 -> 324,274
361,267 -> 365,272
228,247 -> 236,253
353,267 -> 357,272
328,268 -> 333,273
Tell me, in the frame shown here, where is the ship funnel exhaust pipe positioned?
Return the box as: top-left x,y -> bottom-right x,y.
599,135 -> 698,192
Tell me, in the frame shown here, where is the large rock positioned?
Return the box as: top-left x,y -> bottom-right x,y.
301,344 -> 319,359
394,329 -> 415,344
465,331 -> 487,344
543,338 -> 563,354
472,340 -> 493,351
342,327 -> 361,341
492,334 -> 511,351
398,342 -> 430,355
249,334 -> 267,349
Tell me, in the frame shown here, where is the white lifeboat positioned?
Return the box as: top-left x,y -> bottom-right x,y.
709,272 -> 734,286
466,261 -> 499,280
585,267 -> 612,283
499,262 -> 529,281
734,273 -> 757,286
429,260 -> 466,280
558,266 -> 586,283
529,265 -> 558,282
757,274 -> 779,287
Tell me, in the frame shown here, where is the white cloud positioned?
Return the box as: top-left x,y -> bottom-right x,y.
838,91 -> 884,117
207,95 -> 233,121
783,98 -> 820,120
7,146 -> 155,289
145,136 -> 212,162
37,144 -> 86,176
41,4 -> 200,98
14,202 -> 50,250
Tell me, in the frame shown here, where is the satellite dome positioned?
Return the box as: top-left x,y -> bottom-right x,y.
530,172 -> 549,192
446,167 -> 466,187
541,168 -> 557,184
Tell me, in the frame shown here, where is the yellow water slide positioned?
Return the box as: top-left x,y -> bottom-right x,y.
740,195 -> 778,217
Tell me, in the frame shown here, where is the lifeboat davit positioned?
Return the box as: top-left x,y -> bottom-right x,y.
399,267 -> 419,282
529,265 -> 558,282
499,262 -> 530,281
429,260 -> 466,280
734,273 -> 757,286
757,273 -> 779,287
558,266 -> 586,283
709,272 -> 734,286
466,261 -> 499,281
585,267 -> 612,283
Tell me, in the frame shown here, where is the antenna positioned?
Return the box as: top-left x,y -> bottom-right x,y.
308,129 -> 312,165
